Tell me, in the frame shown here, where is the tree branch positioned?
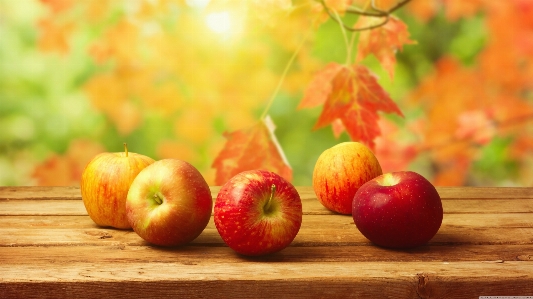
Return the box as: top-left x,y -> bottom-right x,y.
320,0 -> 412,31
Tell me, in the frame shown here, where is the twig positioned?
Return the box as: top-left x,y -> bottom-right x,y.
259,19 -> 317,120
347,0 -> 412,16
320,0 -> 412,32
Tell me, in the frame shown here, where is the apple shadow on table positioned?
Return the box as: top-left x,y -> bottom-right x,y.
364,229 -> 471,260
232,252 -> 299,263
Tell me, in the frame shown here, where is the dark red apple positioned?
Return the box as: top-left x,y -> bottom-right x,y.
214,170 -> 302,256
352,171 -> 443,248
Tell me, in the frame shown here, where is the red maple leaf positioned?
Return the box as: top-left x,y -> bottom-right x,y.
298,62 -> 344,109
32,139 -> 105,186
299,62 -> 403,149
211,116 -> 292,186
356,16 -> 416,79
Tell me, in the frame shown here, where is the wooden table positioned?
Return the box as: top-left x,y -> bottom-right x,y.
1,186 -> 533,298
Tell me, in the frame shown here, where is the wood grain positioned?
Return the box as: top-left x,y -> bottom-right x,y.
1,213 -> 532,247
1,244 -> 532,263
1,261 -> 532,298
2,198 -> 533,216
1,186 -> 533,299
2,185 -> 533,200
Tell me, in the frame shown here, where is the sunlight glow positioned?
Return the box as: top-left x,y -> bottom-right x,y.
185,0 -> 210,9
206,11 -> 232,34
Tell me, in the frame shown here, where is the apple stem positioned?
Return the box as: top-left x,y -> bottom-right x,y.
264,184 -> 276,213
153,192 -> 164,205
124,143 -> 129,157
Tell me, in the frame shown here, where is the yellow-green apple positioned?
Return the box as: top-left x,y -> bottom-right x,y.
352,171 -> 443,248
81,143 -> 155,229
214,170 -> 302,256
126,159 -> 212,247
313,142 -> 382,215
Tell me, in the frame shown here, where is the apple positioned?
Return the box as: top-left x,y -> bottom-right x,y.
126,159 -> 213,247
214,170 -> 302,256
352,171 -> 443,248
81,143 -> 155,229
313,142 -> 382,215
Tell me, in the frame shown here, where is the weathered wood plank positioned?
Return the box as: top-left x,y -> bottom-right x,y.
0,186 -> 82,200
2,213 -> 532,230
442,199 -> 533,214
0,200 -> 88,216
304,198 -> 533,215
238,186 -> 533,200
1,261 -> 532,299
436,186 -> 533,199
1,244 -> 531,264
0,186 -> 221,200
1,260 -> 532,282
0,225 -> 528,247
2,186 -> 533,201
2,197 -> 533,216
1,214 -> 532,247
1,186 -> 533,299
2,277 -> 532,299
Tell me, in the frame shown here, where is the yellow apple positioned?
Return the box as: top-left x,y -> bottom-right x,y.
81,143 -> 155,229
312,142 -> 382,215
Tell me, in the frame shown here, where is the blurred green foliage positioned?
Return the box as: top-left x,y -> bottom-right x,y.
0,0 -> 530,186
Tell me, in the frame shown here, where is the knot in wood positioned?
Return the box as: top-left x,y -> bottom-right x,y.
416,273 -> 432,299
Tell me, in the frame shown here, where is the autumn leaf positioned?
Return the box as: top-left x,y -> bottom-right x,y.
406,0 -> 439,22
32,139 -> 105,186
37,18 -> 74,54
32,155 -> 76,186
454,110 -> 496,145
310,0 -> 353,25
211,116 -> 292,186
444,0 -> 485,21
39,0 -> 73,13
298,62 -> 343,109
404,0 -> 486,23
432,154 -> 473,186
323,0 -> 353,14
356,16 -> 416,80
351,0 -> 409,14
37,0 -> 77,54
299,62 -> 403,149
405,56 -> 487,185
374,118 -> 419,173
84,73 -> 142,135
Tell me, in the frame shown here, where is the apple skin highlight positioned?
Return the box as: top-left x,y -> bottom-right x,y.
352,171 -> 443,248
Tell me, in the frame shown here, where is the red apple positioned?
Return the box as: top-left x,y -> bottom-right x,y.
126,159 -> 212,247
214,170 -> 302,256
313,142 -> 382,215
352,171 -> 443,248
81,143 -> 155,229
